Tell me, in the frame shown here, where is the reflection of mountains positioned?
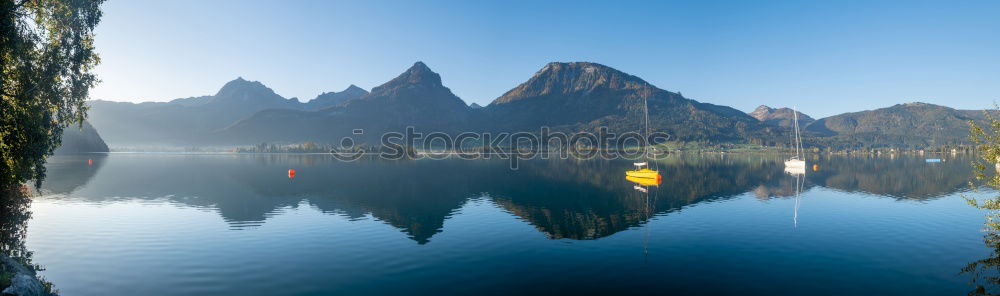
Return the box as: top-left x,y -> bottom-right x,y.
807,155 -> 974,200
747,155 -> 975,200
494,156 -> 785,239
40,154 -> 974,243
34,153 -> 107,193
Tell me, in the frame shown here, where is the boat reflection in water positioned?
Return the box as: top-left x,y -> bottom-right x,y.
784,166 -> 806,227
627,170 -> 661,263
626,175 -> 662,188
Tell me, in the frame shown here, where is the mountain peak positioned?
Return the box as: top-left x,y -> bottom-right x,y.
901,102 -> 936,108
210,77 -> 289,107
534,62 -> 636,79
335,84 -> 368,96
305,84 -> 369,109
412,61 -> 429,69
358,61 -> 468,119
401,61 -> 441,86
748,105 -> 814,128
216,77 -> 270,96
750,105 -> 776,119
493,61 -> 654,105
371,62 -> 445,94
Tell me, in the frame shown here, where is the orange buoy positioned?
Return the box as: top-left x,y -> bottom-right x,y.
88,159 -> 93,165
288,169 -> 295,179
812,164 -> 819,171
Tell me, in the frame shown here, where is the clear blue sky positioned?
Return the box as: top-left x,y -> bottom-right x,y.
91,0 -> 1000,118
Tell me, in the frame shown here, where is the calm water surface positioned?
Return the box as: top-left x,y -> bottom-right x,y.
14,153 -> 997,295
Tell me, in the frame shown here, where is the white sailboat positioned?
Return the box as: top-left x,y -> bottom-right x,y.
784,106 -> 806,169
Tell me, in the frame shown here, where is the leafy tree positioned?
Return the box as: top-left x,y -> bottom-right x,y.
965,108 -> 1000,295
1,0 -> 104,188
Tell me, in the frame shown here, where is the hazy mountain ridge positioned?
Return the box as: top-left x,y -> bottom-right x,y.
88,77 -> 369,146
54,121 -> 110,154
218,62 -> 471,144
304,85 -> 369,110
218,61 -> 773,144
87,62 -> 987,149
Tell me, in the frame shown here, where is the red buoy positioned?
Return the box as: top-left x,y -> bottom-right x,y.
88,159 -> 93,165
288,169 -> 295,179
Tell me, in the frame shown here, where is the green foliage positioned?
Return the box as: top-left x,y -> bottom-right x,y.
1,0 -> 104,187
971,110 -> 1000,204
40,275 -> 56,294
964,106 -> 1000,295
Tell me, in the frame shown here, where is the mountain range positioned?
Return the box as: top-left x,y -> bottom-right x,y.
215,62 -> 471,144
87,77 -> 369,146
804,102 -> 987,148
82,61 -> 988,150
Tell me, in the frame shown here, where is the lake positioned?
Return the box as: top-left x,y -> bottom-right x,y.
8,153 -> 997,295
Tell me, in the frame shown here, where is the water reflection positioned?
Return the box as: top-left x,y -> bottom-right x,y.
0,186 -> 35,271
962,218 -> 1000,295
785,166 -> 805,227
34,154 -> 106,194
807,155 -> 971,200
627,173 -> 660,263
33,153 -> 977,244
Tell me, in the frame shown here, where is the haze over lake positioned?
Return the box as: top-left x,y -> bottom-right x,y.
19,153 -> 992,295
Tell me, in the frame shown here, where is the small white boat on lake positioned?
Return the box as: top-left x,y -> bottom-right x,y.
785,106 -> 806,169
784,166 -> 806,175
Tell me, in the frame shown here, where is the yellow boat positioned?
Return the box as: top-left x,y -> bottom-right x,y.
626,175 -> 661,186
626,162 -> 661,180
626,97 -> 662,182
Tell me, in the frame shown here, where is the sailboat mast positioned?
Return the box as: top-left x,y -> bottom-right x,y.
643,98 -> 651,159
793,107 -> 802,159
